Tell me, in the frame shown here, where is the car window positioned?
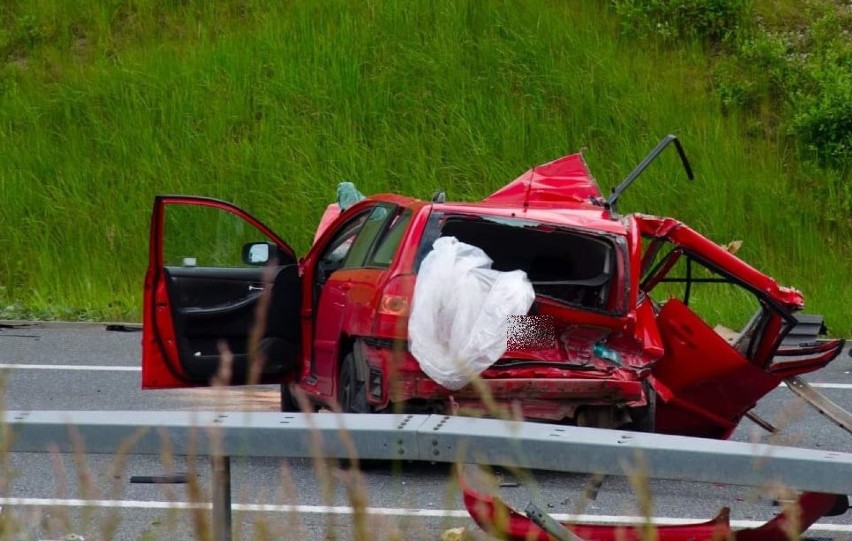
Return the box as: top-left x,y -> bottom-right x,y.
641,240 -> 766,359
342,204 -> 395,269
163,204 -> 269,268
368,210 -> 412,268
319,210 -> 370,267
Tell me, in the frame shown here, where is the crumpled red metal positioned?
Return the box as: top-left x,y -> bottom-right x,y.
458,464 -> 841,541
483,153 -> 603,207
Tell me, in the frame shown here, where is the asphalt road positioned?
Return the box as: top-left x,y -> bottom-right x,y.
0,325 -> 850,540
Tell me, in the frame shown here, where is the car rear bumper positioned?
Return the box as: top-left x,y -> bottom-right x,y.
359,342 -> 646,421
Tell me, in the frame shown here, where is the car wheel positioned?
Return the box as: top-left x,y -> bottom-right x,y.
337,349 -> 377,470
339,350 -> 370,414
280,382 -> 298,412
626,382 -> 657,433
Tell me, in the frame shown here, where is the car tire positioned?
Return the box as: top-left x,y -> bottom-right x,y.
339,350 -> 370,414
626,382 -> 657,433
280,382 -> 298,412
338,349 -> 378,470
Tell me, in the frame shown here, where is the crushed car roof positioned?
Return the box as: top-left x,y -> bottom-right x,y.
437,153 -> 623,234
483,153 -> 603,206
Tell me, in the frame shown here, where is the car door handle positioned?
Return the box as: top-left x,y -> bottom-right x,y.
339,283 -> 352,292
248,284 -> 264,292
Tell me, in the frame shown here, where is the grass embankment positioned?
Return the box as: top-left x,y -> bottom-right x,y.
0,0 -> 849,333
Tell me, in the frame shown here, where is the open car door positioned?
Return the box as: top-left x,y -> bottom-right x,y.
636,216 -> 844,439
142,196 -> 301,389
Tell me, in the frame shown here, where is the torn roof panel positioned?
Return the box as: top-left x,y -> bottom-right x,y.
483,153 -> 603,206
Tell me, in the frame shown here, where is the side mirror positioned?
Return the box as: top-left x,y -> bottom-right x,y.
242,242 -> 278,266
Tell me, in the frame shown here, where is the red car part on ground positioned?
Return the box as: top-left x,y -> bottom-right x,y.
457,464 -> 847,541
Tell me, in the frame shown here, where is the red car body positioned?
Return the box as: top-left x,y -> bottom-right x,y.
142,150 -> 844,436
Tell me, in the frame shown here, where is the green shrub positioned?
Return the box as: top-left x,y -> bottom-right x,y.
612,0 -> 748,43
613,0 -> 850,226
787,7 -> 852,172
791,66 -> 852,168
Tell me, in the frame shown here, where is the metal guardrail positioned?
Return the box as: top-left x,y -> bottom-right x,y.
4,411 -> 852,540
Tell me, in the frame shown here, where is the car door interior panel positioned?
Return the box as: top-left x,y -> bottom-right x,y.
165,264 -> 300,383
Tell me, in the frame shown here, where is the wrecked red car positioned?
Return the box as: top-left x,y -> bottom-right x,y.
142,135 -> 844,435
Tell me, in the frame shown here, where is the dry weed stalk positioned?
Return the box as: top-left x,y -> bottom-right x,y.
45,443 -> 74,538
767,483 -> 805,541
67,425 -> 97,535
152,427 -> 186,540
624,453 -> 658,541
245,258 -> 278,388
98,427 -> 150,540
182,424 -> 212,541
275,461 -> 306,540
0,374 -> 24,539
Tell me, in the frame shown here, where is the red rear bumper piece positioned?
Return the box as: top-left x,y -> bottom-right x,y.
458,465 -> 843,541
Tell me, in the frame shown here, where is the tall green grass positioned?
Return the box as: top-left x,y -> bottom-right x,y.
0,0 -> 849,333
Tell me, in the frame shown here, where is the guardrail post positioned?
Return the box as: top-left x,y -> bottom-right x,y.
212,455 -> 232,541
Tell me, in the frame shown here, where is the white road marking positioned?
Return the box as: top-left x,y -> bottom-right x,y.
0,364 -> 850,390
0,498 -> 849,532
0,364 -> 141,371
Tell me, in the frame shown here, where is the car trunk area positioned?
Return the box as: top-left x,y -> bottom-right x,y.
418,214 -> 637,371
437,215 -> 622,314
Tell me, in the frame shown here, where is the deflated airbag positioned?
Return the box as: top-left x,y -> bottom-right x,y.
408,237 -> 535,390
